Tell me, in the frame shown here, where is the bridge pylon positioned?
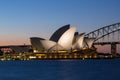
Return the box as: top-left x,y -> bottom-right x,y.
111,43 -> 117,57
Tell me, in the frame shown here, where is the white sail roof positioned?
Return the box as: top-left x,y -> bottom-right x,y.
73,33 -> 85,49
85,38 -> 95,48
58,26 -> 77,50
40,40 -> 57,51
30,37 -> 45,50
30,25 -> 95,52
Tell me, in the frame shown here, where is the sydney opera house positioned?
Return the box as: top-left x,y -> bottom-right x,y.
30,24 -> 95,53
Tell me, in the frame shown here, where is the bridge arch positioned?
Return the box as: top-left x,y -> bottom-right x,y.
85,22 -> 120,55
85,22 -> 120,42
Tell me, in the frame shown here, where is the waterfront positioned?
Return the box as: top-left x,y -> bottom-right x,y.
0,59 -> 120,80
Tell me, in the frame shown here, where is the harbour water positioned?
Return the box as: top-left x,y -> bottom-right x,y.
0,59 -> 120,80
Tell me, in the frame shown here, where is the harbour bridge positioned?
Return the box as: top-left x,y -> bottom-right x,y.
85,22 -> 120,56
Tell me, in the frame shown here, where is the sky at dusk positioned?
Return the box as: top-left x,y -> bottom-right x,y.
0,0 -> 120,53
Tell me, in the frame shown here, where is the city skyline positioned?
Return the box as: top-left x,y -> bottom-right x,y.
0,0 -> 120,53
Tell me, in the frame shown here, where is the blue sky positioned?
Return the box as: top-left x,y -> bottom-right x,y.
0,0 -> 120,46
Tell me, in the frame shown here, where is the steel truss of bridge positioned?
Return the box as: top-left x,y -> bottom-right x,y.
85,22 -> 120,55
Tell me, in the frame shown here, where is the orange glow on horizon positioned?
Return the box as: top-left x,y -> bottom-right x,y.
0,39 -> 30,46
95,45 -> 111,53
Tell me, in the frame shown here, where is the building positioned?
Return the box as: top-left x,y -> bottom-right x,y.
30,25 -> 95,53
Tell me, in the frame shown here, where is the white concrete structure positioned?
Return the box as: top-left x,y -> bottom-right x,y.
84,38 -> 95,48
72,33 -> 85,49
30,25 -> 95,52
40,40 -> 56,51
58,26 -> 77,50
30,37 -> 45,51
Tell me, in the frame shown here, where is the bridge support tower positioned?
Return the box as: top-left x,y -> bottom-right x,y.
111,43 -> 117,57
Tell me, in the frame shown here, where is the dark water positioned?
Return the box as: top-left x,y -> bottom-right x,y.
0,59 -> 120,80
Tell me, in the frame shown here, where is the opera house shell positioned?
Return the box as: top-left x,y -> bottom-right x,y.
30,25 -> 95,53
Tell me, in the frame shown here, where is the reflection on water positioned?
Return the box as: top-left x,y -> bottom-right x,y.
0,59 -> 120,80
